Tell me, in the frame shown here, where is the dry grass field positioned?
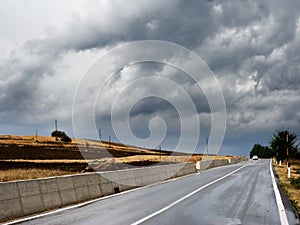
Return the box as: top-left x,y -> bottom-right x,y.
0,169 -> 78,182
0,134 -> 239,182
273,159 -> 300,214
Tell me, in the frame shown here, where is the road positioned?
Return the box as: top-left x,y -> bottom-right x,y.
11,160 -> 299,225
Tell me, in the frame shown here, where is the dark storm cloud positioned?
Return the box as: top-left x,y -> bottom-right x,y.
1,0 -> 300,153
0,45 -> 55,114
1,0 -> 217,116
206,0 -> 300,93
130,97 -> 175,117
18,0 -> 219,55
129,97 -> 181,134
196,0 -> 300,136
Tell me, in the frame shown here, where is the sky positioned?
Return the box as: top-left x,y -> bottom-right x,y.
1,0 -> 300,156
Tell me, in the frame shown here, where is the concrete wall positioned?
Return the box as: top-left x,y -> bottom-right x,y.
196,157 -> 248,171
0,162 -> 196,222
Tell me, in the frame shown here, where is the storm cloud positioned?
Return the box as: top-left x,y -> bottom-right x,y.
1,0 -> 300,155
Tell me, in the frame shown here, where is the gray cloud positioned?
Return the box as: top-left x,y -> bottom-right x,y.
1,0 -> 300,155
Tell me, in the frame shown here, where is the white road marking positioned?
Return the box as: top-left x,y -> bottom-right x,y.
131,164 -> 249,225
269,160 -> 289,225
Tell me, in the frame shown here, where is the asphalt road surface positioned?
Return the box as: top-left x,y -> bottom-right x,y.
11,160 -> 299,225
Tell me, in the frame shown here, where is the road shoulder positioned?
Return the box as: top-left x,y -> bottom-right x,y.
271,161 -> 300,224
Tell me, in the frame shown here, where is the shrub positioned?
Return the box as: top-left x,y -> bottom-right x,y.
51,130 -> 72,143
61,134 -> 72,143
51,130 -> 65,138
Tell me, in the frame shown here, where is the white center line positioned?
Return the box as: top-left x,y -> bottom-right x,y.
131,164 -> 248,225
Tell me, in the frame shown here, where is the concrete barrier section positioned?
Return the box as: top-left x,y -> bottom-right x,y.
56,176 -> 77,205
0,182 -> 23,222
196,157 -> 247,171
196,160 -> 212,170
0,162 -> 196,223
97,173 -> 114,196
72,174 -> 91,202
17,180 -> 44,216
39,178 -> 61,210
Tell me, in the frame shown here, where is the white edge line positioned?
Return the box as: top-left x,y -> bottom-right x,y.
131,164 -> 248,225
269,160 -> 289,225
2,172 -> 197,225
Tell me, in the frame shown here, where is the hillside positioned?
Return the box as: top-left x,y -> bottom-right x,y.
0,134 -> 240,181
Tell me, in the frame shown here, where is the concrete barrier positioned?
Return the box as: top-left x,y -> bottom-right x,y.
0,182 -> 23,221
196,157 -> 248,171
0,162 -> 196,222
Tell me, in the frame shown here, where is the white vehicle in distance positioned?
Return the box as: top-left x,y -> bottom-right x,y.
252,155 -> 258,160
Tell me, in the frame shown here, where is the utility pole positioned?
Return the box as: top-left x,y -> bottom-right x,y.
205,137 -> 208,160
54,119 -> 58,141
108,135 -> 111,148
286,134 -> 289,164
276,146 -> 278,164
55,120 -> 57,131
99,129 -> 102,140
159,146 -> 162,161
35,129 -> 38,143
287,134 -> 290,178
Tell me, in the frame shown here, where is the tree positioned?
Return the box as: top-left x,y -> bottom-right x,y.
51,130 -> 72,143
250,143 -> 275,158
51,130 -> 65,138
270,129 -> 299,161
